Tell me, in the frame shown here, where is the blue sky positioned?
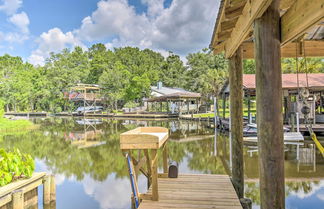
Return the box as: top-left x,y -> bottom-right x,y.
0,0 -> 218,65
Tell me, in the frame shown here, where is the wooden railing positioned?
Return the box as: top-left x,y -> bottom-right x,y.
0,173 -> 56,209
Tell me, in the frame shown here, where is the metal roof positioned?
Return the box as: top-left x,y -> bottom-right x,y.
147,92 -> 201,102
151,86 -> 194,95
222,73 -> 324,94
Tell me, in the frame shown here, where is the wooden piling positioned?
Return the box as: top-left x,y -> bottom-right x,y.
254,0 -> 285,208
12,190 -> 23,209
50,175 -> 56,201
43,175 -> 51,205
162,145 -> 168,174
229,46 -> 244,198
247,94 -> 251,123
151,149 -> 159,201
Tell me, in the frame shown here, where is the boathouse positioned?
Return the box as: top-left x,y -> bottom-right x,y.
220,73 -> 324,123
210,0 -> 324,207
146,82 -> 201,114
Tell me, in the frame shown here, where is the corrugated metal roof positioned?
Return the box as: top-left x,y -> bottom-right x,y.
151,86 -> 194,95
243,73 -> 324,89
147,92 -> 201,102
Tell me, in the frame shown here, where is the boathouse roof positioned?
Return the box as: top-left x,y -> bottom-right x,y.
147,91 -> 201,102
221,73 -> 324,95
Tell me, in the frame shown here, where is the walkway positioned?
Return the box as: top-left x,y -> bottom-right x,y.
139,174 -> 242,209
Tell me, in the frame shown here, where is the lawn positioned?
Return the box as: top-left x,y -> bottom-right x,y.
0,118 -> 36,135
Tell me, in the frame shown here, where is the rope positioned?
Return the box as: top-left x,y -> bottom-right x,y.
303,39 -> 310,89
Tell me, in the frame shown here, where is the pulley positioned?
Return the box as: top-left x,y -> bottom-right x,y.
300,88 -> 309,99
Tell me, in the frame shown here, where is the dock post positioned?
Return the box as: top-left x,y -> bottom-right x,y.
254,0 -> 285,208
247,94 -> 251,124
43,175 -> 51,205
50,175 -> 56,201
229,46 -> 244,198
12,189 -> 24,209
151,149 -> 159,201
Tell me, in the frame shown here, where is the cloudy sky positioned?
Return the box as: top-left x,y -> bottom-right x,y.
0,0 -> 219,65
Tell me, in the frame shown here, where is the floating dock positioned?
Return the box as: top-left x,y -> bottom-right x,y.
139,174 -> 242,209
244,132 -> 304,143
5,112 -> 48,117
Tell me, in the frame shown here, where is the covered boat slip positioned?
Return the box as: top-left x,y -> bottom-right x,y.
210,0 -> 324,208
221,73 -> 324,126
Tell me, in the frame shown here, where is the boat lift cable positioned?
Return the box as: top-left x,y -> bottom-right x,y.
295,38 -> 324,158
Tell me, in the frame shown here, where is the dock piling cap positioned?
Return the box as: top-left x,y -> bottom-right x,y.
120,127 -> 169,150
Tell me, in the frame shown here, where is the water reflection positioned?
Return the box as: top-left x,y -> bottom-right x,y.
0,118 -> 323,209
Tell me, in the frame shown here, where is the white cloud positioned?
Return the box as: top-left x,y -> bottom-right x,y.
76,0 -> 151,45
141,0 -> 165,17
0,0 -> 22,15
28,28 -> 84,66
9,11 -> 29,33
290,180 -> 324,199
82,173 -> 147,209
76,0 -> 218,55
29,0 -> 219,65
0,31 -> 28,43
317,193 -> 324,201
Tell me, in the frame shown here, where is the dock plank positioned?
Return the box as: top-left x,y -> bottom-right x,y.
138,174 -> 242,209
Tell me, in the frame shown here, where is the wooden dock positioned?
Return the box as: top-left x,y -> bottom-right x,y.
0,172 -> 55,209
244,132 -> 304,143
139,174 -> 242,209
5,112 -> 48,117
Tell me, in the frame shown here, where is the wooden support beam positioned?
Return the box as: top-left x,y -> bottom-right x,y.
242,40 -> 324,58
213,42 -> 226,55
281,0 -> 324,45
225,0 -> 246,19
229,46 -> 244,199
151,149 -> 159,201
221,17 -> 239,31
217,31 -> 232,42
254,0 -> 285,208
225,0 -> 273,58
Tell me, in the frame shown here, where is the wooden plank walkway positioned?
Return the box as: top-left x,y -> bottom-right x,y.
139,174 -> 242,209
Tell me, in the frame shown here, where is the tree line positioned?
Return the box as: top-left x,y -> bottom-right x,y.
0,44 -> 228,112
0,43 -> 323,112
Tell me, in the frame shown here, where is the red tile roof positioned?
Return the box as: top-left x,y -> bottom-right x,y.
243,73 -> 324,89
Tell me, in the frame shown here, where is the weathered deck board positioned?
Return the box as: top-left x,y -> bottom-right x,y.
139,174 -> 242,209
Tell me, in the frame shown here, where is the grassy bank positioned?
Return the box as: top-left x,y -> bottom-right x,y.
0,118 -> 36,135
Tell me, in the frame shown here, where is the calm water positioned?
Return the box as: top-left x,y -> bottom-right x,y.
1,118 -> 324,209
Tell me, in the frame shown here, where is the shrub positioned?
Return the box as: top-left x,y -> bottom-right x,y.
124,101 -> 139,108
0,99 -> 4,118
0,149 -> 35,186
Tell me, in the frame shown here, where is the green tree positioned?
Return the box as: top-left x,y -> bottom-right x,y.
160,52 -> 187,88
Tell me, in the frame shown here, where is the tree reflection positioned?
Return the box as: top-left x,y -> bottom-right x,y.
0,118 -> 225,181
